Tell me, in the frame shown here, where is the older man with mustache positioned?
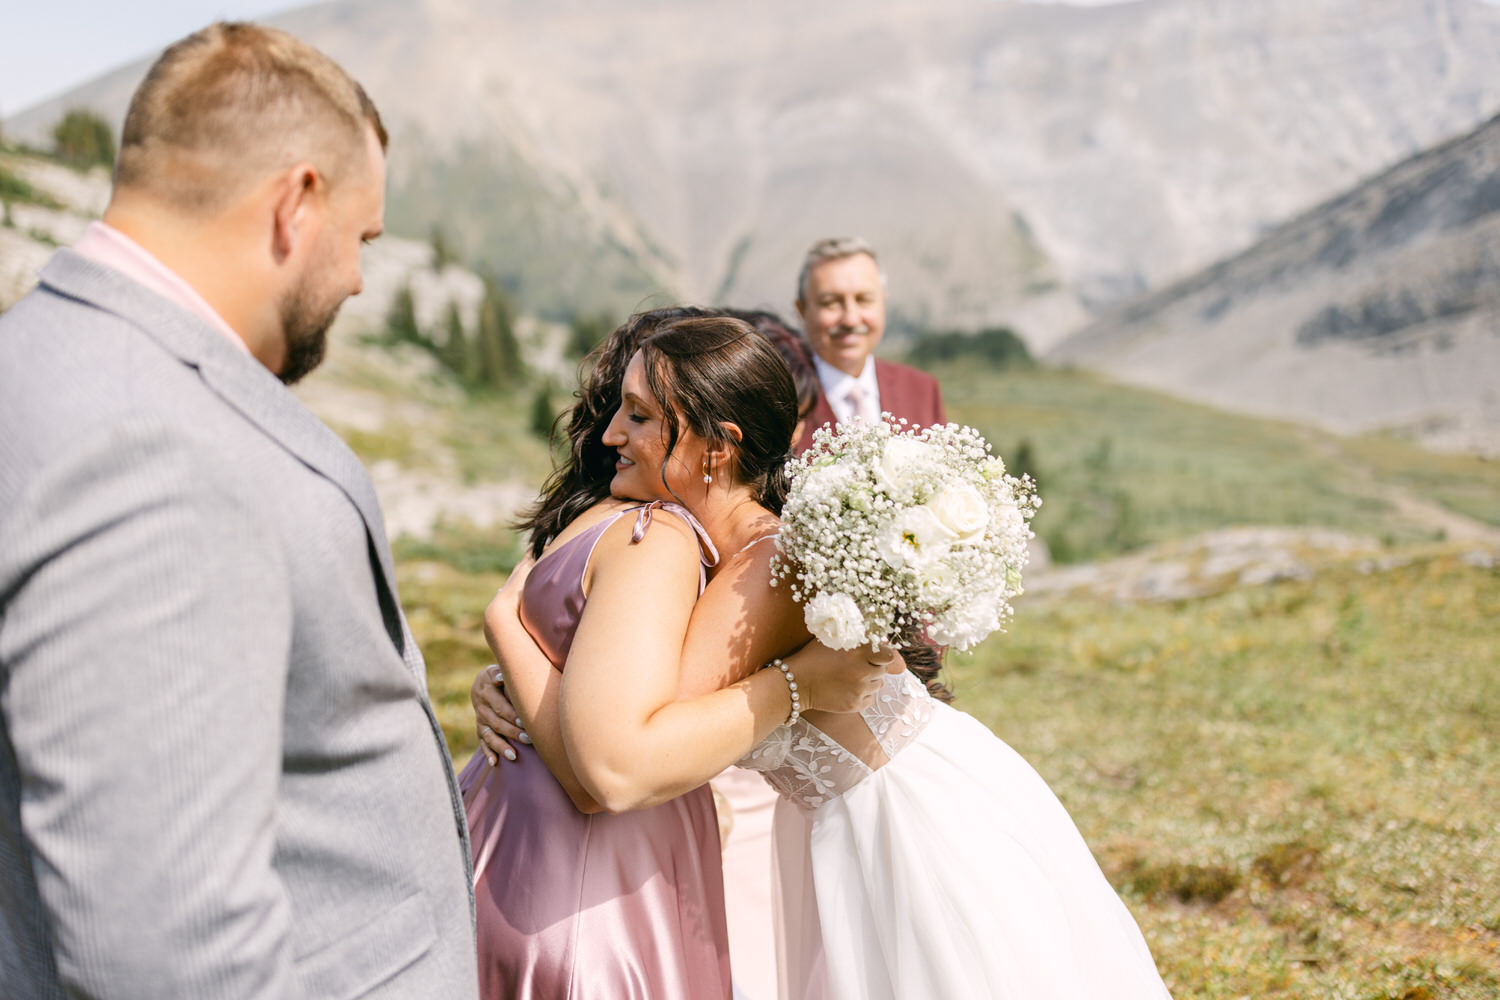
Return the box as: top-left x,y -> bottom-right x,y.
791,237 -> 946,453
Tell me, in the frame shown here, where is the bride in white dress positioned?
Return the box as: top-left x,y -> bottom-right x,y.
469,312 -> 1172,998
738,621 -> 1172,1000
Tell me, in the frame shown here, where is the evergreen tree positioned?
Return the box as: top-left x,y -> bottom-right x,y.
476,277 -> 523,389
529,384 -> 557,441
52,109 -> 115,170
430,224 -> 455,271
386,284 -> 420,344
906,326 -> 1034,370
442,301 -> 470,379
1009,438 -> 1042,493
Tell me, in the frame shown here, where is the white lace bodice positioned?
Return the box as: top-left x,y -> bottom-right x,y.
737,670 -> 936,811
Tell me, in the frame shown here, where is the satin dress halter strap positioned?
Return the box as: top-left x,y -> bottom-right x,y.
519,500 -> 719,668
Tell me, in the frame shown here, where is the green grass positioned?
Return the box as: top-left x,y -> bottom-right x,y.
445,387 -> 564,487
389,362 -> 1500,995
0,163 -> 63,211
945,551 -> 1500,998
393,518 -> 528,577
937,366 -> 1492,562
1338,434 -> 1500,529
400,559 -> 508,763
404,546 -> 1500,996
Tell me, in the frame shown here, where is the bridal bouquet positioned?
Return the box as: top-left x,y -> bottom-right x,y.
771,417 -> 1040,652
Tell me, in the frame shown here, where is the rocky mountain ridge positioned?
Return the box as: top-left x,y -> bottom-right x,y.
1049,110 -> 1500,456
8,0 -> 1500,348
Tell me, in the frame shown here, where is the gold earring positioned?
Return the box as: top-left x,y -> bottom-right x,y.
702,460 -> 713,485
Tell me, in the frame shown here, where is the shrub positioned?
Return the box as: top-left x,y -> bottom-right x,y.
52,109 -> 115,170
906,326 -> 1035,370
567,312 -> 614,360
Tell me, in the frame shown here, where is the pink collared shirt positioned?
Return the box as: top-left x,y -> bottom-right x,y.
72,221 -> 249,354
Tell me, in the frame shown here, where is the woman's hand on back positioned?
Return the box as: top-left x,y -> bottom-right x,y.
470,664 -> 528,765
782,641 -> 906,714
470,555 -> 536,765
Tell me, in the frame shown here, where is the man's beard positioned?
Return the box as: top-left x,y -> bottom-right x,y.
276,279 -> 341,385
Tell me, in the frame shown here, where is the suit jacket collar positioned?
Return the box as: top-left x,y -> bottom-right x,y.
797,357 -> 906,453
38,249 -> 408,659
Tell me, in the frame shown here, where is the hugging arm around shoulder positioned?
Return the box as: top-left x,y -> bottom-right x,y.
484,583 -> 605,814
560,520 -> 807,811
0,420 -> 306,999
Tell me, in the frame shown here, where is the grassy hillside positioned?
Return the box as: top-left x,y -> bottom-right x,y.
403,543 -> 1499,998
380,364 -> 1500,997
401,363 -> 1500,757
935,365 -> 1500,563
951,548 -> 1499,997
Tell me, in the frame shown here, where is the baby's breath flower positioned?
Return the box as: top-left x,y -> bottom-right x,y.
772,417 -> 1038,651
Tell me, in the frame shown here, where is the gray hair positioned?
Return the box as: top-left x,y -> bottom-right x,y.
795,237 -> 886,304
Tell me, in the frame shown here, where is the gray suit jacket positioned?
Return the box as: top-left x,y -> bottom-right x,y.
0,251 -> 479,999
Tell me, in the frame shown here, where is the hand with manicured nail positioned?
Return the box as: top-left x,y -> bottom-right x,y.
470,664 -> 526,766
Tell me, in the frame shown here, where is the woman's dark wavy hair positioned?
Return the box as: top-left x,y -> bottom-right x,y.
896,625 -> 951,703
512,307 -> 951,700
515,306 -> 722,558
636,315 -> 798,515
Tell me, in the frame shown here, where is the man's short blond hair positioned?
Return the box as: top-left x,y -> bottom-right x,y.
795,237 -> 885,305
115,21 -> 387,211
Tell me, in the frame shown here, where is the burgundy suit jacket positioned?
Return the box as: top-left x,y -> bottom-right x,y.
794,358 -> 946,454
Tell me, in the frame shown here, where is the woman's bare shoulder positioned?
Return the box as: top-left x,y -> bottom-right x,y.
540,497 -> 636,555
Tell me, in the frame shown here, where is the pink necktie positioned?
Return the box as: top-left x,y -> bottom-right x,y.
842,384 -> 866,423
843,383 -> 875,424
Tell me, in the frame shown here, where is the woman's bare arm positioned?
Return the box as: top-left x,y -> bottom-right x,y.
561,520 -> 890,812
674,535 -> 802,700
482,560 -> 607,814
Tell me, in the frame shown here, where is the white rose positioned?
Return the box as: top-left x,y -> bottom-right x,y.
917,559 -> 959,605
875,437 -> 928,496
878,506 -> 953,571
929,483 -> 988,542
803,592 -> 867,650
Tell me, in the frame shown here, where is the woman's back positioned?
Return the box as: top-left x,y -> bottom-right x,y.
459,501 -> 731,1000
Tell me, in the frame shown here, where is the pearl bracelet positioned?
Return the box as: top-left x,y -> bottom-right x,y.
770,657 -> 801,726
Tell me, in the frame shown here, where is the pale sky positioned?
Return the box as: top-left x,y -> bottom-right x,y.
0,0 -> 1152,117
1,0 -> 310,116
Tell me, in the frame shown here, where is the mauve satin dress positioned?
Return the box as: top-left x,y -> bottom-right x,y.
458,502 -> 732,999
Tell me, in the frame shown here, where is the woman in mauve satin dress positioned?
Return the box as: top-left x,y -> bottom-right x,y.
458,310 -> 898,999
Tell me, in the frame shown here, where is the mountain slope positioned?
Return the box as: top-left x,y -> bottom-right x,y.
0,142 -> 553,541
7,0 -> 1500,346
1049,110 -> 1500,456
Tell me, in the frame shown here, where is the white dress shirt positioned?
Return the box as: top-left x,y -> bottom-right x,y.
814,354 -> 881,424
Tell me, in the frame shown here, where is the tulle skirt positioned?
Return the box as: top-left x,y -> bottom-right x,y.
772,702 -> 1171,1000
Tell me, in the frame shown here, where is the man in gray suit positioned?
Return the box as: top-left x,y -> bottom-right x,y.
0,23 -> 478,999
